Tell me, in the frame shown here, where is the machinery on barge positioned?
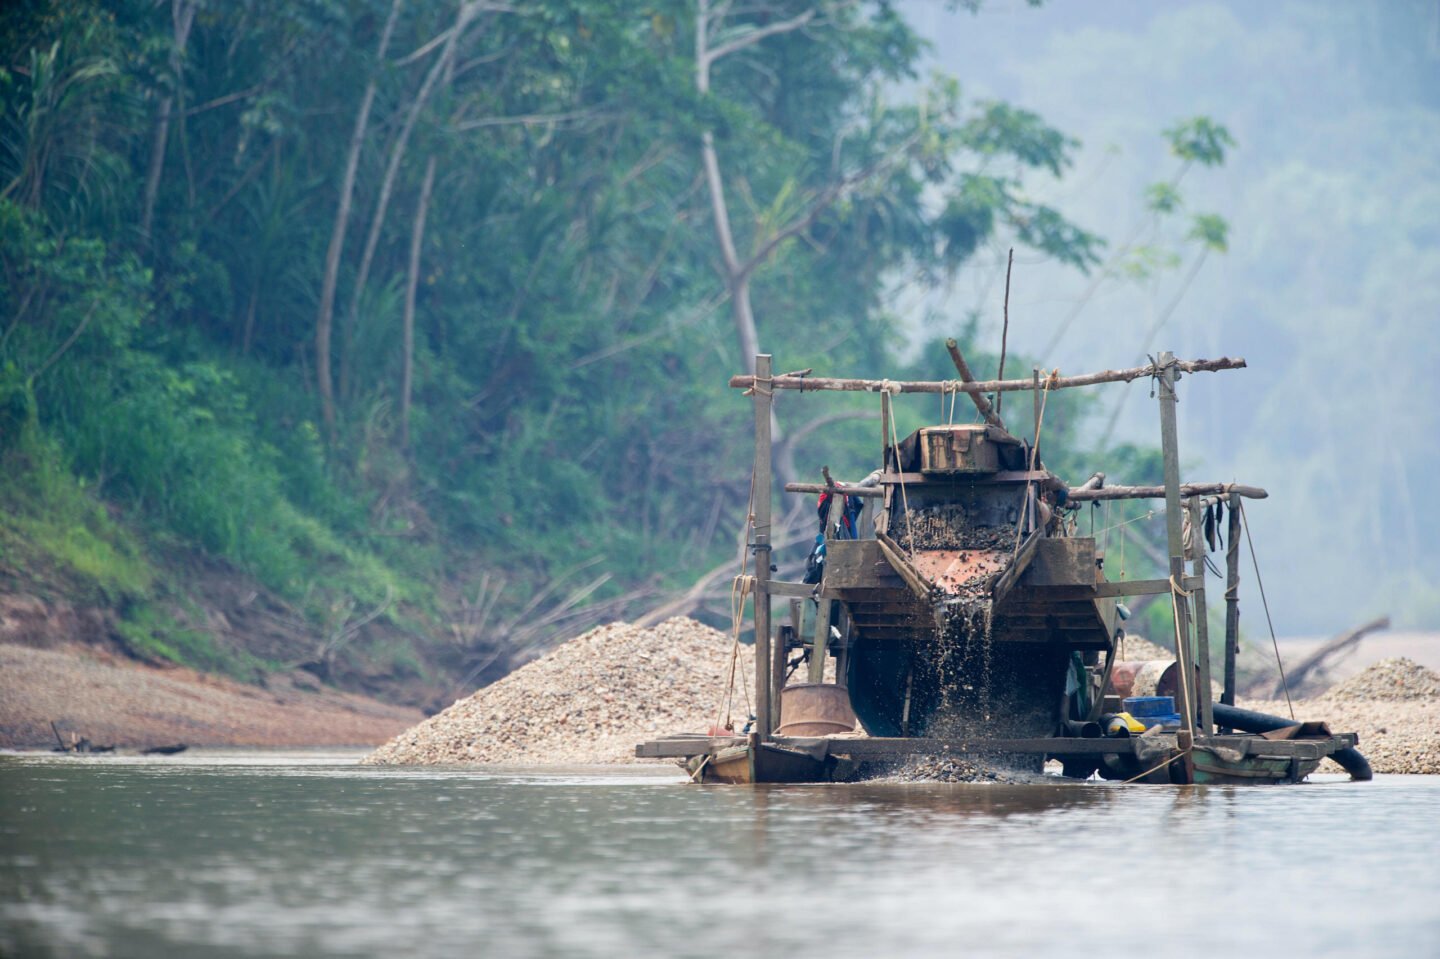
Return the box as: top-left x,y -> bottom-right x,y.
636,346 -> 1370,786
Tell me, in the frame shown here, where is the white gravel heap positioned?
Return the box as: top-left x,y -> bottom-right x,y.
1240,658 -> 1440,775
364,617 -> 753,765
1320,657 -> 1440,702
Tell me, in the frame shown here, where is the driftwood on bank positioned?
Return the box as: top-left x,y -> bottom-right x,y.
1271,615 -> 1391,699
730,356 -> 1247,395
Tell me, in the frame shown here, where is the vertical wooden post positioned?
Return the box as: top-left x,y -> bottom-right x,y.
808,492 -> 841,683
1156,352 -> 1196,738
1222,490 -> 1242,727
752,354 -> 774,739
1188,498 -> 1214,735
878,392 -> 892,538
834,612 -> 850,689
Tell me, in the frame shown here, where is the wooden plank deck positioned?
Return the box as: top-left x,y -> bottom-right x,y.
635,732 -> 1358,761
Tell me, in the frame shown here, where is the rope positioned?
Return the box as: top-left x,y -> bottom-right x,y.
1168,578 -> 1195,732
1119,749 -> 1185,785
1239,500 -> 1294,720
741,371 -> 773,398
714,473 -> 758,735
884,391 -> 918,554
1013,369 -> 1056,555
716,573 -> 754,733
1091,509 -> 1156,538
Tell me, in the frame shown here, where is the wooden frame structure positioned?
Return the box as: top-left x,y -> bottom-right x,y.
637,350 -> 1367,785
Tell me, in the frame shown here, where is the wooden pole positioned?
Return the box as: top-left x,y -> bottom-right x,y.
752,354 -> 774,739
878,391 -> 893,537
786,481 -> 884,498
1069,482 -> 1267,502
1223,490 -> 1242,722
808,491 -> 842,683
945,338 -> 1008,431
729,356 -> 1247,395
1188,498 -> 1214,735
996,247 -> 1013,416
1156,352 -> 1197,749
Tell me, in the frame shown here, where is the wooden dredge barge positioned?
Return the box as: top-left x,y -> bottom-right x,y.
636,347 -> 1371,786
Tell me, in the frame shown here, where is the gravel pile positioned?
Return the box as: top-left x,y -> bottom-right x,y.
885,756 -> 1028,784
1239,659 -> 1440,775
1320,657 -> 1440,702
1116,635 -> 1171,661
364,618 -> 752,765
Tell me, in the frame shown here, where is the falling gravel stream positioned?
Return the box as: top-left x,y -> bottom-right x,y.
3,751 -> 1438,958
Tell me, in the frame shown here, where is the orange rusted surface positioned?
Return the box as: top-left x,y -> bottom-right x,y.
909,548 -> 1010,595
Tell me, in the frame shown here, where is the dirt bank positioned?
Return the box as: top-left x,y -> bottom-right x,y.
0,642 -> 424,749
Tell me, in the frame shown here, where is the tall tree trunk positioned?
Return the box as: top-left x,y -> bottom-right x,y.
316,0 -> 403,439
401,155 -> 436,450
139,0 -> 197,243
340,1 -> 477,403
694,0 -> 816,491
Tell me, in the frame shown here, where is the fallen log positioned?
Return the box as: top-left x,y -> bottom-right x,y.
1273,615 -> 1390,699
730,356 -> 1246,395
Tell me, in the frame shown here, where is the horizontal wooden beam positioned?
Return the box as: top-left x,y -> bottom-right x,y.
1068,482 -> 1267,502
765,580 -> 817,599
1092,576 -> 1203,597
785,482 -> 884,498
730,356 -> 1246,395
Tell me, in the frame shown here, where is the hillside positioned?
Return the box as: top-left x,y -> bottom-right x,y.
2,0 -> 1174,704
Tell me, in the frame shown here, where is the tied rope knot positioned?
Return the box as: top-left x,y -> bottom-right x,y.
742,373 -> 774,397
877,379 -> 901,396
1169,573 -> 1193,598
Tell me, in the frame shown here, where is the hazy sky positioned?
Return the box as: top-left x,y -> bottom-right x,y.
900,0 -> 1440,633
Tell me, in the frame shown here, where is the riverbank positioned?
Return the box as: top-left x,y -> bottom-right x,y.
0,642 -> 424,749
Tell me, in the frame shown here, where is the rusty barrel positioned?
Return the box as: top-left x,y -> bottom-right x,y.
1108,660 -> 1179,699
775,683 -> 858,736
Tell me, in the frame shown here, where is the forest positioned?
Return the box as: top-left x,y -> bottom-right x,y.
1,0 -> 1241,706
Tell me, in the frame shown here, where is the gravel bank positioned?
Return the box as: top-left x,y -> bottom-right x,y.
365,618 -> 753,765
1241,658 -> 1440,775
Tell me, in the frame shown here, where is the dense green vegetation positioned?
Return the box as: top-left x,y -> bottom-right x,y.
0,1 -> 1227,696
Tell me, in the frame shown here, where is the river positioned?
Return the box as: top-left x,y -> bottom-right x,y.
2,751 -> 1438,958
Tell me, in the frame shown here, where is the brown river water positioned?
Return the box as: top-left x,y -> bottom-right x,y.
2,751 -> 1438,958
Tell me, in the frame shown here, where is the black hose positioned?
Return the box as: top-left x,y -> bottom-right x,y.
1212,703 -> 1372,782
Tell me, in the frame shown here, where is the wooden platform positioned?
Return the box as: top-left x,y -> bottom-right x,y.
637,732 -> 1359,767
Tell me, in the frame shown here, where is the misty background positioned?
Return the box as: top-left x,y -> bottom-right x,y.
901,0 -> 1440,635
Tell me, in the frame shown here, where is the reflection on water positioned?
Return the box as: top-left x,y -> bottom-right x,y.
2,752 -> 1438,958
